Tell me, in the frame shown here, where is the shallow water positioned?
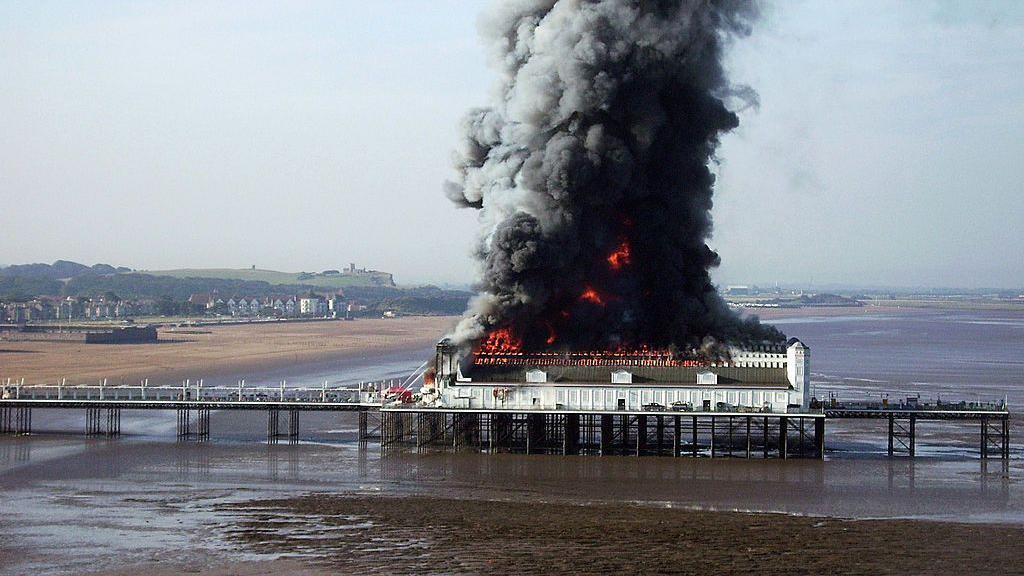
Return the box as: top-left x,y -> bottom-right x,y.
1,309 -> 1022,575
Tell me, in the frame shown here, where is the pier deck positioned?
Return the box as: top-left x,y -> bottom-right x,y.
0,382 -> 1011,458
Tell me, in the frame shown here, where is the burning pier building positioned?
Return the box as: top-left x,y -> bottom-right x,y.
432,338 -> 810,413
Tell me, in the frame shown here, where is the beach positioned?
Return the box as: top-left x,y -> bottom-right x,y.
0,316 -> 458,385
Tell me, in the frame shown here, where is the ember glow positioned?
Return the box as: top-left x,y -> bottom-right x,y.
606,240 -> 631,270
579,286 -> 605,306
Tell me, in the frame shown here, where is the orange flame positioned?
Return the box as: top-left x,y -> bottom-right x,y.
579,286 -> 605,306
477,327 -> 522,354
471,348 -> 716,368
607,240 -> 631,270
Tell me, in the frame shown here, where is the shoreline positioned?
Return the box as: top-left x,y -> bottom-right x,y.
0,316 -> 458,385
97,494 -> 1024,575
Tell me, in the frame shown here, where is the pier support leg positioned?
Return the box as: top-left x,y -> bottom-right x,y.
815,417 -> 825,459
656,416 -> 665,456
267,409 -> 280,444
494,413 -> 512,452
981,416 -> 1011,460
86,407 -> 100,436
358,410 -> 368,441
908,416 -> 916,457
1003,417 -> 1011,459
619,415 -> 629,456
763,416 -> 769,458
0,407 -> 10,434
526,413 -> 545,454
13,407 -> 31,435
888,415 -> 894,457
710,416 -> 716,458
287,409 -> 299,443
175,407 -> 205,441
692,416 -> 698,457
563,414 -> 579,455
106,408 -> 121,437
746,417 -> 752,459
727,417 -> 734,457
177,408 -> 191,439
636,415 -> 646,456
982,416 -> 989,459
600,415 -> 613,456
673,416 -> 681,457
197,408 -> 209,441
779,417 -> 788,460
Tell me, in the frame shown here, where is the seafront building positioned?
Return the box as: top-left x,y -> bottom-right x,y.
432,339 -> 811,413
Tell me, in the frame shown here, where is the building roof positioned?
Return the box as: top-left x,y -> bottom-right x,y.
461,363 -> 790,388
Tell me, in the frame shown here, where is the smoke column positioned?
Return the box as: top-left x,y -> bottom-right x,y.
446,0 -> 783,354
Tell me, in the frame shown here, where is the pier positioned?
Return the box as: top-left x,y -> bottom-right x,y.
0,380 -> 1011,459
0,379 -> 381,442
379,408 -> 825,459
824,401 -> 1011,459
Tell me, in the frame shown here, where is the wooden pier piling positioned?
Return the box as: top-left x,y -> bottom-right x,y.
379,409 -> 827,460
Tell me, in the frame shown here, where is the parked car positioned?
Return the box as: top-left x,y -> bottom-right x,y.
670,401 -> 693,412
642,402 -> 665,412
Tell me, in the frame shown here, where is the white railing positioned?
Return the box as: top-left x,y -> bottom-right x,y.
0,376 -> 410,405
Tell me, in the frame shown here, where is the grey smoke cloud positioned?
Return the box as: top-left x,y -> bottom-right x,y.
446,0 -> 783,354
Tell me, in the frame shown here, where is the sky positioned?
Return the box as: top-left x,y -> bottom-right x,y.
1,1 -> 1022,289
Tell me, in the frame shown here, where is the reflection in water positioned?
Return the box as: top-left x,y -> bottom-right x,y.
0,439 -> 31,464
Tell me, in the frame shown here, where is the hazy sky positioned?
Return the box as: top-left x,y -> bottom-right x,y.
1,1 -> 1022,288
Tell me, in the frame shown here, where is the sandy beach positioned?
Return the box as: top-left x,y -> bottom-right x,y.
0,316 -> 458,385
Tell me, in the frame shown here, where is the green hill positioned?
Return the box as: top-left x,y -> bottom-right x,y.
139,267 -> 394,289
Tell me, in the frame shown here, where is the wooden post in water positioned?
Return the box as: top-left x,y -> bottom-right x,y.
673,415 -> 681,457
779,416 -> 788,459
746,416 -> 752,458
691,416 -> 698,457
888,415 -> 895,457
815,417 -> 825,459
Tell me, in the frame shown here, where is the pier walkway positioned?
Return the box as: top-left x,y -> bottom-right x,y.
823,399 -> 1010,458
0,381 -> 1011,458
0,379 -> 381,442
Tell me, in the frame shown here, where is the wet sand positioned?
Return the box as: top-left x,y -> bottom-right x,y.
739,304 -> 926,321
113,495 -> 1024,575
0,316 -> 457,385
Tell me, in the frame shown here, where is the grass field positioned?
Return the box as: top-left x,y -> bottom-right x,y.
138,268 -> 392,288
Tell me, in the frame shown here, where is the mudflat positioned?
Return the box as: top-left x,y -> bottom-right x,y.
0,316 -> 457,384
107,495 -> 1024,575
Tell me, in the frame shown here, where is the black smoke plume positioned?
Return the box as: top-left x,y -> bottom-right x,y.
446,0 -> 784,355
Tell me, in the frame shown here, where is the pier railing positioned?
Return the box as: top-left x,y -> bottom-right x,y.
0,377 -> 395,404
